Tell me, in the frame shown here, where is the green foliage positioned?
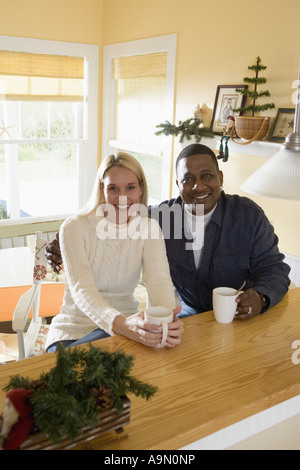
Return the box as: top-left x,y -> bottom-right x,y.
4,375 -> 30,390
4,344 -> 157,444
248,63 -> 267,72
234,56 -> 275,116
243,77 -> 267,85
155,117 -> 214,143
0,201 -> 8,220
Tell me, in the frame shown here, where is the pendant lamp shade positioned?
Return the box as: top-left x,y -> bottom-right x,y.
241,66 -> 300,201
241,143 -> 300,200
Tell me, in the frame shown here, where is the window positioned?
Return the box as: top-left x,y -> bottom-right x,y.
0,36 -> 98,223
102,35 -> 176,204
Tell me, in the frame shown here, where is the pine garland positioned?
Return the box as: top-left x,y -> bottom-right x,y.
4,343 -> 157,444
155,117 -> 214,143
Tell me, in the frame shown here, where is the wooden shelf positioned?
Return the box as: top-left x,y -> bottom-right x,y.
202,136 -> 281,158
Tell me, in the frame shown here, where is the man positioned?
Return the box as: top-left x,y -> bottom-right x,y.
46,144 -> 290,319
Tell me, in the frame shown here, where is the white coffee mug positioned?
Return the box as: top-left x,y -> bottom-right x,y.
144,306 -> 173,347
212,287 -> 243,324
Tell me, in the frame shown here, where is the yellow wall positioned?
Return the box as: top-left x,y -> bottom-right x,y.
0,0 -> 103,44
103,0 -> 299,116
1,0 -> 300,257
103,0 -> 300,258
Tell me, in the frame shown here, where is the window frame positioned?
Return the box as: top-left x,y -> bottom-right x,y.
102,34 -> 177,201
0,35 -> 99,225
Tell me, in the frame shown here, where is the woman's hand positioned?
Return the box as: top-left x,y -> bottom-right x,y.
113,306 -> 184,348
235,288 -> 264,319
164,306 -> 184,347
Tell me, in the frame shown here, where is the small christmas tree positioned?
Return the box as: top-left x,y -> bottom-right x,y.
234,57 -> 275,117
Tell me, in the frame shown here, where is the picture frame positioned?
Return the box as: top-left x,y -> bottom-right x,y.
210,85 -> 248,134
270,108 -> 295,142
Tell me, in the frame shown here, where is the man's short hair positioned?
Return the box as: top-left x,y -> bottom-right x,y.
176,143 -> 219,173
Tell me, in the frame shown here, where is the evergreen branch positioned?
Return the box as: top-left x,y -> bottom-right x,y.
31,391 -> 89,444
246,90 -> 271,99
248,64 -> 267,71
155,117 -> 213,142
243,77 -> 267,84
235,88 -> 249,96
248,56 -> 266,72
4,375 -> 31,391
236,89 -> 270,99
3,344 -> 158,445
126,376 -> 158,401
233,103 -> 275,113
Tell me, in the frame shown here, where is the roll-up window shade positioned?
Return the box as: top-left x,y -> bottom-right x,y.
113,53 -> 167,149
0,50 -> 84,101
113,52 -> 167,79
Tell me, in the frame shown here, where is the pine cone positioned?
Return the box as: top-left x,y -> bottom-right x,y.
91,384 -> 114,409
29,380 -> 48,393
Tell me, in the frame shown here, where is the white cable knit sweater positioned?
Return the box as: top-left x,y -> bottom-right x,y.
46,210 -> 176,348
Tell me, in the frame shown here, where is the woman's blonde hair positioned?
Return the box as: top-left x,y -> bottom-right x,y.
79,152 -> 148,215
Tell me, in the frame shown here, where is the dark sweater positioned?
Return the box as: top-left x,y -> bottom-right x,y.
149,191 -> 290,313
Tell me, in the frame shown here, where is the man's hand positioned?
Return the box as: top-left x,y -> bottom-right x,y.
45,233 -> 63,274
235,288 -> 264,319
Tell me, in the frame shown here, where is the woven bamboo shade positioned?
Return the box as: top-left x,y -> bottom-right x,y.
113,53 -> 167,148
113,52 -> 167,79
0,50 -> 84,101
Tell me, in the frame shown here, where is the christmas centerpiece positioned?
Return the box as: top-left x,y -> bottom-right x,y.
0,344 -> 157,450
155,105 -> 214,144
231,56 -> 275,143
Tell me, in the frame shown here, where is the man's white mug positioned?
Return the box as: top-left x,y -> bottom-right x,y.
212,287 -> 243,324
144,306 -> 173,347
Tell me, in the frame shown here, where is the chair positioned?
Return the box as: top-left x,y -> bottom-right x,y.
6,231 -> 148,361
11,231 -> 65,361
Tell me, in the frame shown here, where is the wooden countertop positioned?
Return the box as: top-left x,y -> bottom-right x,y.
1,288 -> 300,450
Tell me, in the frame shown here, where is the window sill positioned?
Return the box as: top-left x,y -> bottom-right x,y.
0,214 -> 70,227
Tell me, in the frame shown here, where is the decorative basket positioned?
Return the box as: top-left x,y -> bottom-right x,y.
233,116 -> 270,142
20,397 -> 131,450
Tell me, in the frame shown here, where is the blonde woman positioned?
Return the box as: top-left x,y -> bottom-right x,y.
46,153 -> 183,352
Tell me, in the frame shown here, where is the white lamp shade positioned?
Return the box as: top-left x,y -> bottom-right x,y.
241,147 -> 300,200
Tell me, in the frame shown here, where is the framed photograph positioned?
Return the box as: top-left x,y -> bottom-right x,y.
210,85 -> 247,134
270,108 -> 295,142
